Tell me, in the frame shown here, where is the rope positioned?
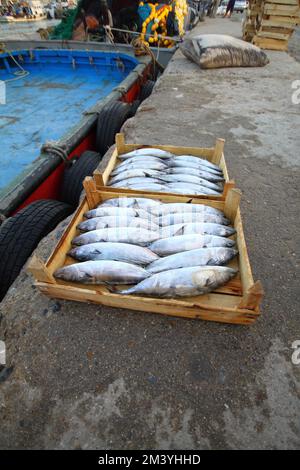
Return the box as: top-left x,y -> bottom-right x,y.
0,44 -> 30,83
131,37 -> 165,74
41,141 -> 69,163
109,27 -> 182,44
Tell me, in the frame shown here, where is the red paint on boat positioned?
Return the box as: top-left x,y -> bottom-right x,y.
13,132 -> 96,214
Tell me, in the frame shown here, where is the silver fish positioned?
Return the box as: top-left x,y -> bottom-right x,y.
169,158 -> 223,176
175,155 -> 222,172
118,148 -> 174,159
77,216 -> 159,232
68,242 -> 159,265
166,183 -> 221,196
114,182 -> 167,192
72,227 -> 160,246
111,161 -> 168,175
112,157 -> 166,173
119,266 -> 237,297
109,169 -> 164,185
85,206 -> 150,220
146,247 -> 238,274
172,155 -> 223,173
181,223 -> 235,237
161,173 -> 222,191
149,203 -> 224,217
169,167 -> 224,183
149,234 -> 235,256
159,213 -> 230,227
99,197 -> 161,209
110,177 -> 165,188
54,260 -> 150,285
159,223 -> 235,239
116,156 -> 165,168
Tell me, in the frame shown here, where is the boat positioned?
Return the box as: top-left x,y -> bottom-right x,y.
0,41 -> 153,217
0,1 -> 47,23
0,40 -> 155,298
49,1 -> 191,64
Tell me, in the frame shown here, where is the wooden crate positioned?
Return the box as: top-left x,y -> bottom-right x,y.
28,179 -> 264,325
93,133 -> 235,201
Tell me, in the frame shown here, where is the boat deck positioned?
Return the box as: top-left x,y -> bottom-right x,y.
0,49 -> 138,194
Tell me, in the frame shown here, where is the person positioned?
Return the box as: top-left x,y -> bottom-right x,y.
224,0 -> 236,17
73,0 -> 113,40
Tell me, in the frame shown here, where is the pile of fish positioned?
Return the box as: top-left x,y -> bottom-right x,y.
54,197 -> 238,298
107,148 -> 224,196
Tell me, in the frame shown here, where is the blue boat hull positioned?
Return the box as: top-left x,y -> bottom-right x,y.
0,44 -> 152,217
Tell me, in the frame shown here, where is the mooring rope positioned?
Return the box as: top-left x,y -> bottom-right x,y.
0,43 -> 30,83
41,141 -> 69,163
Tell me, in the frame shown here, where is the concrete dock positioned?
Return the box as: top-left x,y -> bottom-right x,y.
0,18 -> 299,449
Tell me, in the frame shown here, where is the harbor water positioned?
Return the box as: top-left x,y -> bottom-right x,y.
0,19 -> 59,40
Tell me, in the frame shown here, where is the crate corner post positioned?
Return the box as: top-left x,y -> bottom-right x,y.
212,138 -> 225,164
239,280 -> 264,311
115,133 -> 126,154
27,254 -> 55,284
224,187 -> 242,221
83,176 -> 101,208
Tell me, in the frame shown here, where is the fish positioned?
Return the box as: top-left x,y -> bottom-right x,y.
110,177 -> 165,188
166,183 -> 221,196
109,169 -> 164,185
111,161 -> 168,175
169,158 -> 223,176
159,212 -> 230,227
84,206 -> 150,220
72,227 -> 160,246
113,182 -> 167,192
173,155 -> 222,172
119,266 -> 237,297
149,234 -> 235,256
99,197 -> 161,209
178,223 -> 235,237
77,216 -> 159,232
149,202 -> 224,217
160,173 -> 223,191
68,242 -> 159,265
118,148 -> 174,159
168,167 -> 224,183
54,260 -> 150,285
116,156 -> 165,168
146,247 -> 238,274
159,223 -> 235,239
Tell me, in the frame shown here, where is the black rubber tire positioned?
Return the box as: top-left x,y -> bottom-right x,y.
0,200 -> 73,300
60,151 -> 101,206
128,99 -> 141,118
96,101 -> 131,155
139,80 -> 155,102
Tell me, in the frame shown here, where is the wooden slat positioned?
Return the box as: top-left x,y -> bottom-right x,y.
90,187 -> 226,211
263,4 -> 300,15
264,0 -> 299,5
45,199 -> 88,275
256,30 -> 292,39
36,282 -> 259,325
253,36 -> 289,50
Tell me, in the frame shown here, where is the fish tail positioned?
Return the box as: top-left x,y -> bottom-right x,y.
118,287 -> 136,295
